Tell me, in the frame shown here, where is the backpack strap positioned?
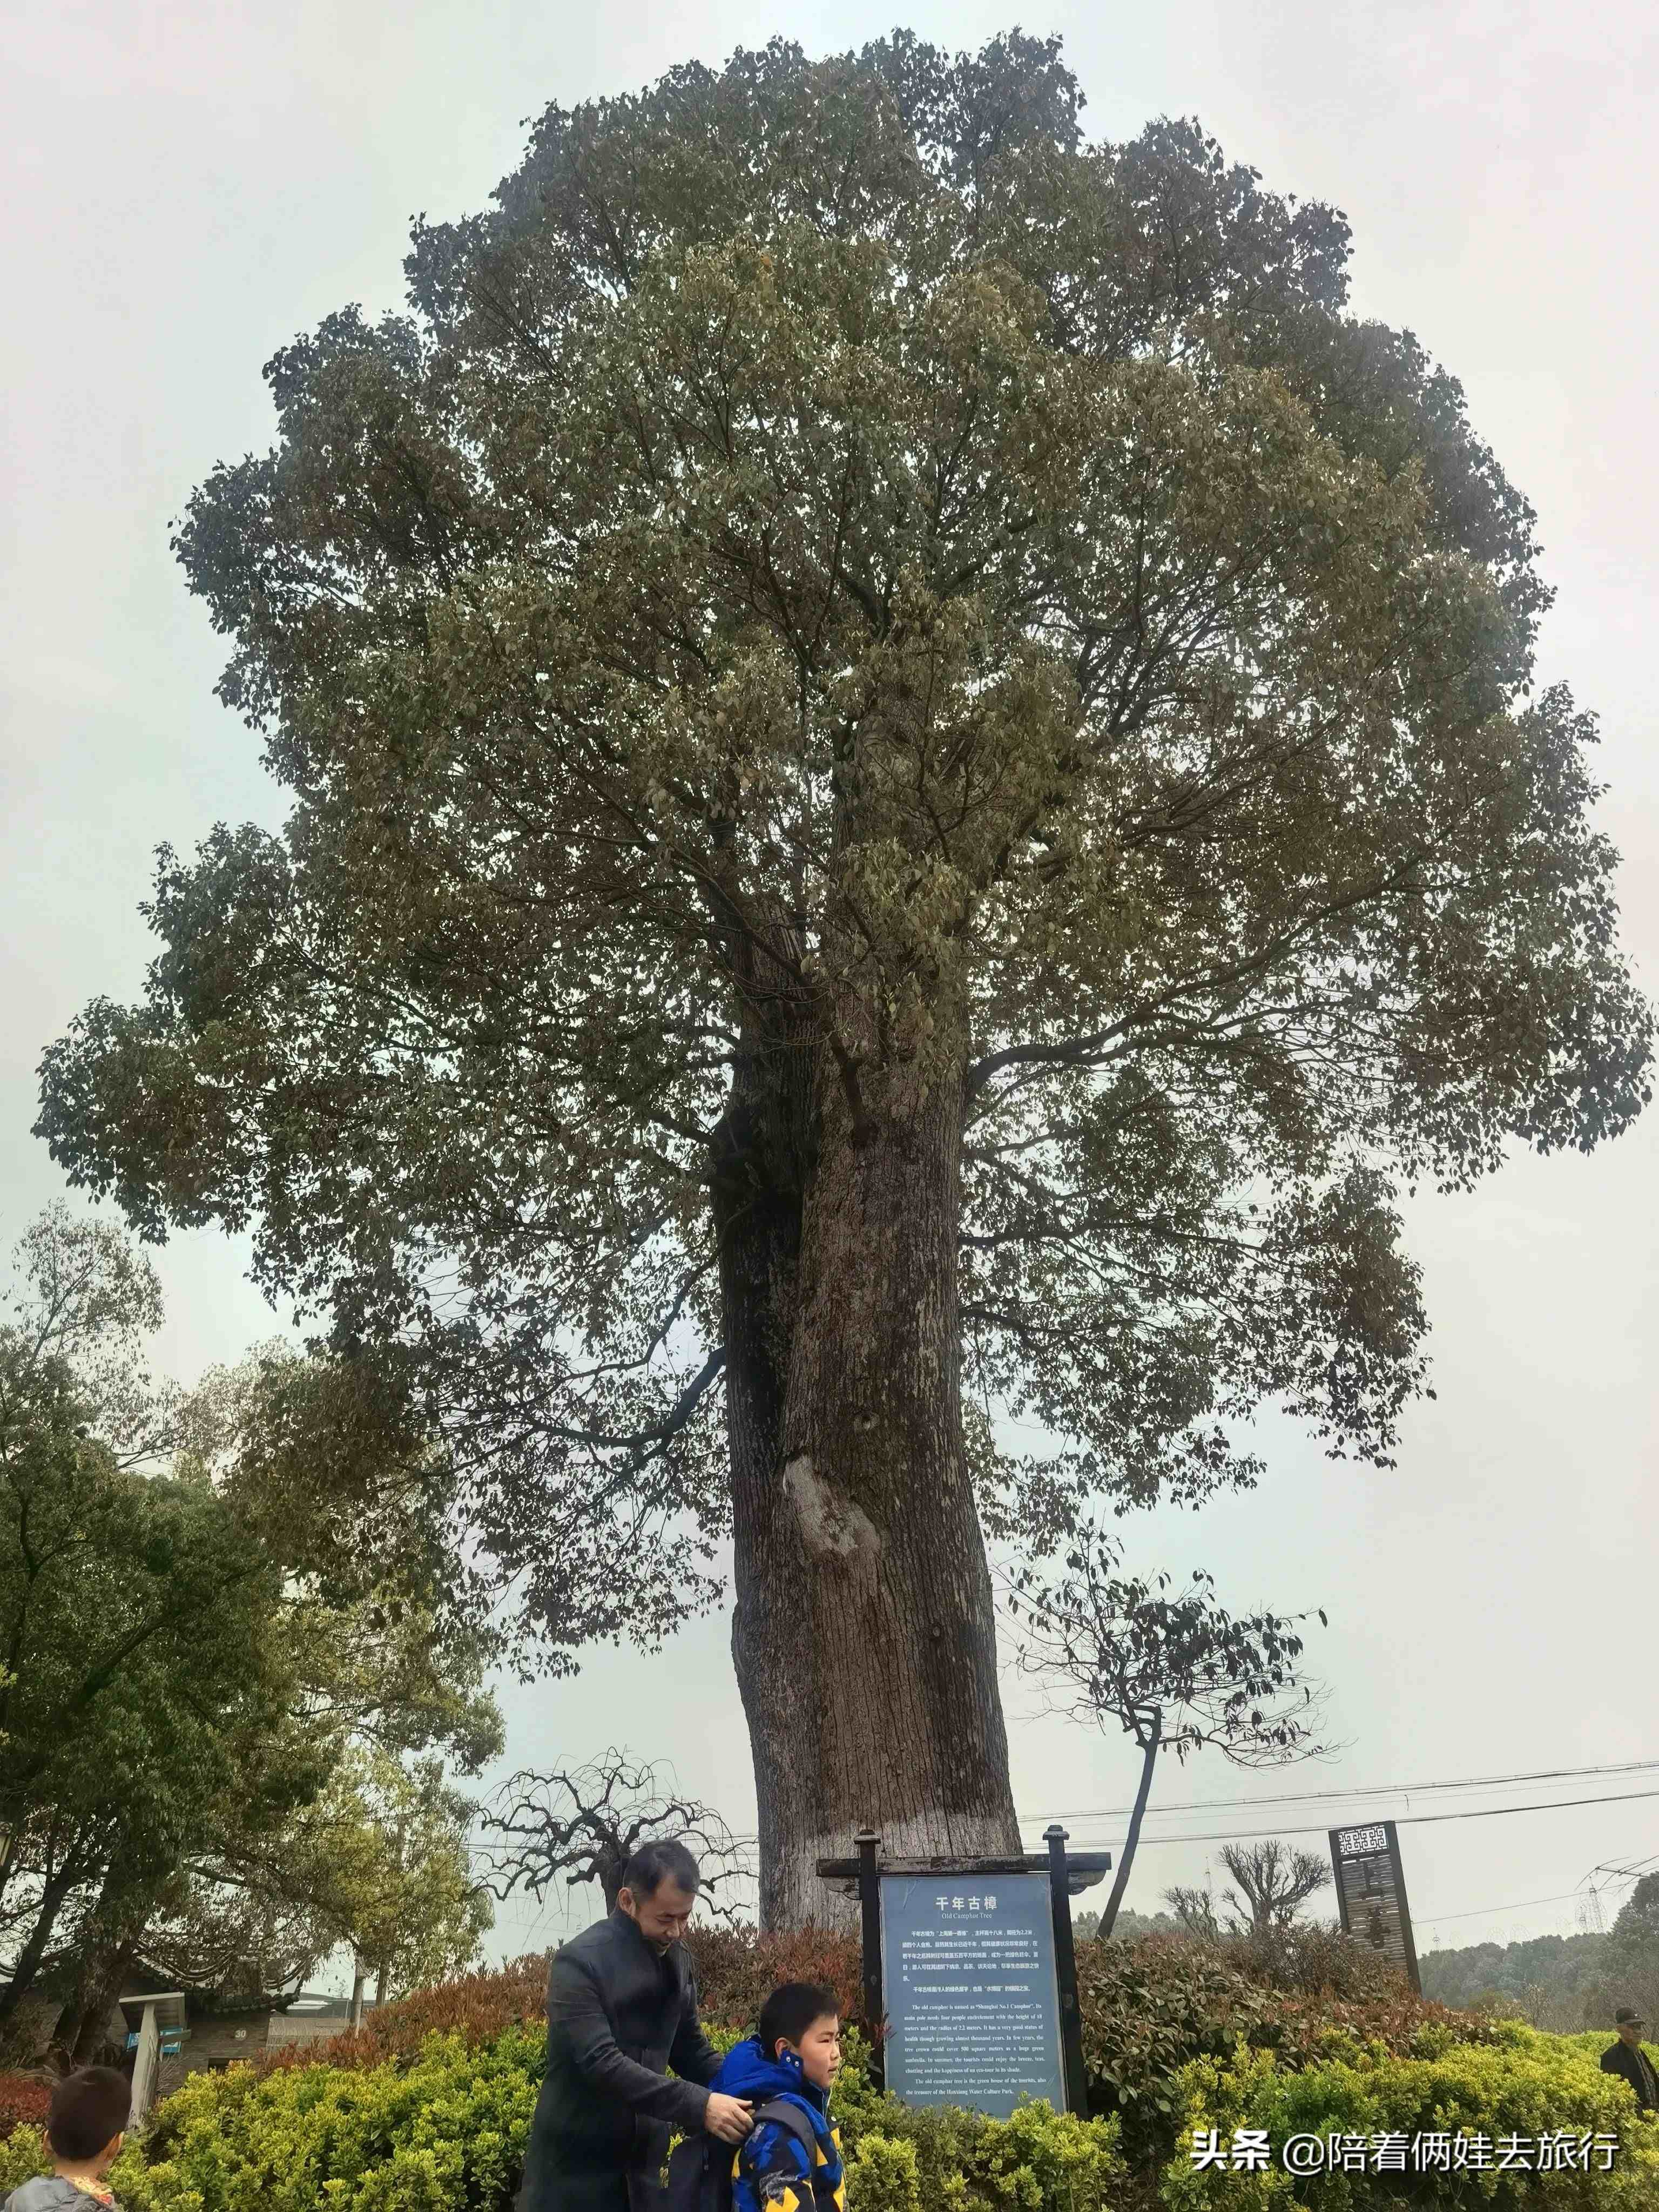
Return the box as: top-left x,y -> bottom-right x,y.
751,2097 -> 819,2171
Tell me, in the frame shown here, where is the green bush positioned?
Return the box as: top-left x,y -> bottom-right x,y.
1075,1933 -> 1277,2126
111,2025 -> 544,2212
106,2014 -> 1122,2212
0,2124 -> 49,2196
674,2030 -> 1124,2212
1546,2028 -> 1659,2069
1158,2028 -> 1659,2207
1074,1933 -> 1496,2170
837,2076 -> 1126,2212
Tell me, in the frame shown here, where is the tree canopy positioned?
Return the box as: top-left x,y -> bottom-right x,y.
0,1208 -> 501,2040
33,28 -> 1651,1919
1214,1839 -> 1332,1940
254,1747 -> 493,2007
1008,1537 -> 1328,1936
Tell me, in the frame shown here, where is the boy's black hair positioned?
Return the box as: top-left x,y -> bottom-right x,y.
758,1981 -> 839,2060
47,2067 -> 129,2162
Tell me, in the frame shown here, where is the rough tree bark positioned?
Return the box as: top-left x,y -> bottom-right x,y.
722,981 -> 1021,1927
0,1857 -> 85,2034
66,1937 -> 139,2064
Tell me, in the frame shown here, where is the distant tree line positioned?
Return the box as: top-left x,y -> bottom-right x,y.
1073,1839 -> 1332,1947
1419,1878 -> 1659,2033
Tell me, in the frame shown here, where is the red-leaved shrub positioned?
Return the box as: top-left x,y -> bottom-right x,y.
260,1927 -> 868,2078
1074,1931 -> 1495,2169
684,1924 -> 865,2034
1226,1922 -> 1422,2001
260,1956 -> 548,2072
0,2072 -> 51,2139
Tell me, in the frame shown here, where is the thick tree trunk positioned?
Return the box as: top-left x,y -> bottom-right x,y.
68,1938 -> 138,2063
726,1027 -> 1020,1929
349,1965 -> 366,2027
52,1853 -> 153,2063
0,1858 -> 83,2033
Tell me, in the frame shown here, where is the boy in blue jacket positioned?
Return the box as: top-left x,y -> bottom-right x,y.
709,1982 -> 845,2212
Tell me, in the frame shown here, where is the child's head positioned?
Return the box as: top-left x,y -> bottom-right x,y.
758,1982 -> 841,2091
46,2067 -> 129,2174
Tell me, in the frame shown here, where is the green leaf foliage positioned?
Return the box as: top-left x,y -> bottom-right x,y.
72,1968 -> 1659,2212
112,2021 -> 1127,2212
0,1323 -> 307,1904
0,1208 -> 501,2042
1159,2029 -> 1659,2207
1073,1932 -> 1495,2171
113,2027 -> 544,2212
33,30 -> 1653,1673
0,2125 -> 49,2189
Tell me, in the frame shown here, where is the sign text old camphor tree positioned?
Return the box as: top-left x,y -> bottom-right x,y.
819,1830 -> 1105,2117
880,1874 -> 1066,2117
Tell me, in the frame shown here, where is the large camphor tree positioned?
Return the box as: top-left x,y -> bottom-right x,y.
38,32 -> 1650,1925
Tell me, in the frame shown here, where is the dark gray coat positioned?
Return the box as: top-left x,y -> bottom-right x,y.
1601,2038 -> 1659,2110
518,1908 -> 721,2212
4,2185 -> 119,2212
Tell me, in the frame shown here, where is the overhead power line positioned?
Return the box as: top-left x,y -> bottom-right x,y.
1419,1857 -> 1655,1931
1024,1757 -> 1659,1828
1594,1847 -> 1659,1881
1043,1784 -> 1659,1850
1416,1887 -> 1589,1926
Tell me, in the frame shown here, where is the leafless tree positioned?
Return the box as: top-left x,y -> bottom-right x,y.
480,1750 -> 753,1922
1218,1840 -> 1332,1938
1163,1885 -> 1222,1940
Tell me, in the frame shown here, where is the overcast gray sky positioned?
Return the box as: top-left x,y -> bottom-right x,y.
4,0 -> 1657,1981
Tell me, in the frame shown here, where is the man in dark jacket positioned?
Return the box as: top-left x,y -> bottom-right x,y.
518,1839 -> 754,2212
1600,2007 -> 1659,2110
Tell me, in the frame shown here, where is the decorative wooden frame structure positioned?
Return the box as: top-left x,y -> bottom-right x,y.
1327,1820 -> 1421,1993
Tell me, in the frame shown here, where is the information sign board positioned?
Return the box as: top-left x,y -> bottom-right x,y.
1329,1820 -> 1421,1992
879,1871 -> 1067,2117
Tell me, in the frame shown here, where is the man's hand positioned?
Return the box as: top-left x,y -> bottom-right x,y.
703,2093 -> 754,2144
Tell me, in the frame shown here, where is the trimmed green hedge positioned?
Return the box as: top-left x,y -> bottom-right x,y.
113,2025 -> 544,2212
1551,2029 -> 1659,2070
48,2024 -> 1125,2212
831,2046 -> 1126,2212
12,1991 -> 1643,2212
1159,2025 -> 1659,2207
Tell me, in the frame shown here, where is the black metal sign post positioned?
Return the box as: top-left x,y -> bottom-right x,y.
1328,1819 -> 1421,1993
818,1830 -> 1110,2113
855,1828 -> 883,2081
1044,1825 -> 1090,2119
